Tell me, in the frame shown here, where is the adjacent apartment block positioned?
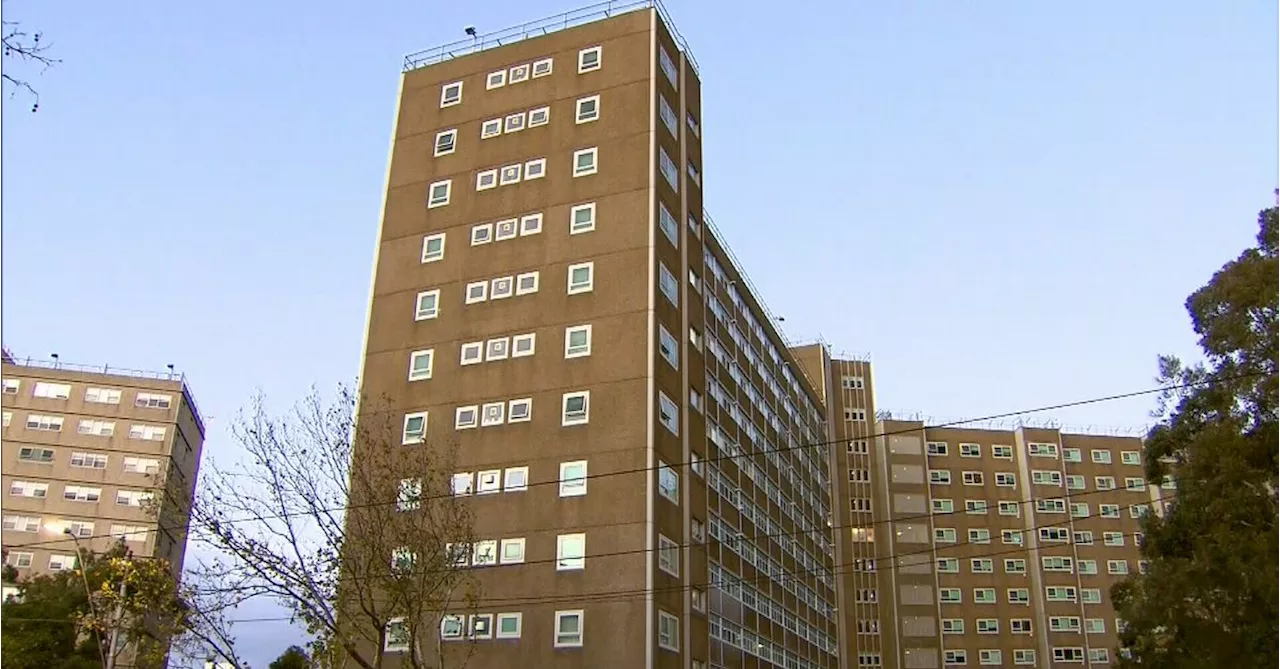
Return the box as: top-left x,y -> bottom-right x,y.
0,349 -> 205,585
355,2 -> 839,667
794,344 -> 1168,669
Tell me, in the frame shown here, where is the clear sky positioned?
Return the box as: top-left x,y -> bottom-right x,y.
2,0 -> 1275,665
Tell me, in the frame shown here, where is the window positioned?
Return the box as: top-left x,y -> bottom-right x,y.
490,277 -> 515,300
414,289 -> 440,320
939,588 -> 961,603
577,45 -> 601,72
504,467 -> 528,491
969,528 -> 992,544
69,452 -> 106,468
1092,449 -> 1112,464
845,408 -> 867,421
934,528 -> 957,543
494,218 -> 518,241
930,470 -> 952,484
476,169 -> 498,191
977,619 -> 999,635
129,424 -> 166,441
480,401 -> 505,427
567,262 -> 594,294
1085,618 -> 1106,634
926,441 -> 948,455
658,263 -> 679,306
659,95 -> 677,135
33,382 -> 71,399
998,501 -> 1020,516
1036,498 -> 1067,514
1071,502 -> 1090,518
1067,474 -> 1086,490
464,281 -> 488,304
1108,560 -> 1129,575
1040,527 -> 1069,543
459,342 -> 483,365
499,163 -> 522,186
554,610 -> 584,647
1082,588 -> 1102,604
451,473 -> 473,496
1122,450 -> 1141,465
438,615 -> 464,641
576,95 -> 599,123
520,213 -> 543,235
1125,476 -> 1146,491
1004,558 -> 1026,574
48,554 -> 78,572
687,112 -> 700,137
472,540 -> 498,566
974,588 -> 997,603
475,470 -> 501,495
565,325 -> 592,358
658,325 -> 678,369
687,163 -> 700,187
420,233 -> 446,263
2,516 -> 40,532
658,148 -> 678,190
9,481 -> 48,498
658,535 -> 679,576
26,414 -> 63,432
1001,529 -> 1023,545
1099,504 -> 1121,518
532,57 -> 553,77
1046,586 -> 1077,602
960,443 -> 981,457
1014,649 -> 1036,665
937,557 -> 959,573
486,69 -> 506,89
1043,556 -> 1074,572
658,461 -> 679,502
556,534 -> 586,570
454,406 -> 478,430
944,650 -> 968,666
573,147 -> 598,176
481,118 -> 502,138
433,128 -> 457,156
849,439 -> 869,454
440,81 -> 462,107
1096,476 -> 1117,490
6,551 -> 33,568
524,157 -> 547,180
658,45 -> 678,85
562,391 -> 590,425
559,461 -> 587,496
1052,648 -> 1084,663
1088,648 -> 1110,664
81,388 -> 121,406
1028,442 -> 1059,457
395,478 -> 422,512
658,610 -> 679,651
1104,531 -> 1125,546
402,412 -> 427,444
979,650 -> 1001,666
1032,470 -> 1062,486
570,203 -> 596,234
966,500 -> 990,517
426,181 -> 452,209
962,471 -> 984,485
1008,588 -> 1031,604
687,212 -> 701,237
512,334 -> 536,358
658,392 -> 679,436
407,350 -> 434,381
122,457 -> 160,475
116,490 -> 152,507
497,612 -> 523,638
78,419 -> 115,436
932,499 -> 954,513
1079,559 -> 1098,575
504,112 -> 526,133
659,203 -> 679,246
971,558 -> 994,573
1,379 -> 18,394
992,444 -> 1013,458
509,63 -> 530,83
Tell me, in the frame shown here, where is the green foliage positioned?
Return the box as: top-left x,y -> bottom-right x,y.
1113,207 -> 1278,668
269,645 -> 311,669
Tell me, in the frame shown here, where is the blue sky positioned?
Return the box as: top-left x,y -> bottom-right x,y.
2,0 -> 1275,665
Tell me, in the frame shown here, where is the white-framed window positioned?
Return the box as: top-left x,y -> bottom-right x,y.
438,615 -> 464,641
1075,530 -> 1094,544
1099,504 -> 1121,518
556,533 -> 585,570
402,412 -> 428,444
659,263 -> 678,306
941,618 -> 964,634
460,342 -> 483,365
515,271 -> 539,296
504,112 -> 525,133
500,538 -> 526,564
1008,588 -> 1031,604
1014,649 -> 1036,665
454,406 -> 479,430
512,334 -> 536,358
1082,588 -> 1102,604
496,612 -> 523,639
520,213 -> 543,235
932,498 -> 954,514
472,540 -> 497,566
504,466 -> 528,491
559,460 -> 587,496
567,262 -> 594,294
1079,559 -> 1098,574
77,419 -> 115,437
509,63 -> 530,83
485,337 -> 510,362
1064,447 -> 1083,463
524,157 -> 547,180
6,551 -> 34,568
9,480 -> 48,498
934,528 -> 957,543
966,499 -> 989,515
1,379 -> 19,394
434,129 -> 457,156
2,515 -> 41,532
687,111 -> 699,137
414,289 -> 440,320
440,81 -> 463,107
1067,474 -> 1086,490
421,233 -> 445,263
658,461 -> 678,503
1092,449 -> 1112,464
992,444 -> 1013,458
576,94 -> 600,123
657,534 -> 679,576
1032,470 -> 1062,486
937,557 -> 959,573
658,45 -> 678,86
1004,558 -> 1026,574
577,45 -> 601,73
69,452 -> 107,469
486,69 -> 506,89
929,470 -> 952,484
978,649 -> 1001,666
427,179 -> 451,207
944,650 -> 968,666
48,554 -> 78,572
499,163 -> 522,186
465,281 -> 488,304
687,212 -> 701,237
659,203 -> 679,247
1088,648 -> 1110,664
407,349 -> 434,381
122,456 -> 160,475
658,147 -> 678,190
33,382 -> 71,399
927,441 -> 948,455
129,424 -> 166,441
658,391 -> 679,435
451,473 -> 473,496
572,147 -> 598,176
962,471 -> 985,486
1010,619 -> 1032,634
1045,586 -> 1077,602
939,587 -> 962,603
1028,442 -> 1059,457
84,387 -> 121,404
687,162 -> 700,187
959,443 -> 981,457
562,391 -> 589,425
1036,498 -> 1067,514
969,528 -> 992,544
1085,618 -> 1106,634
495,218 -> 518,241
659,95 -> 677,135
1040,527 -> 1069,543
26,414 -> 64,432
528,107 -> 550,128
1108,559 -> 1129,575
1052,648 -> 1084,663
470,613 -> 495,639
1096,476 -> 1117,490
1121,450 -> 1142,465
64,485 -> 103,502
570,203 -> 596,234
490,277 -> 515,300
1071,502 -> 1090,517
971,558 -> 994,573
476,169 -> 498,191
480,402 -> 505,427
1125,476 -> 1146,491
532,57 -> 553,77
565,325 -> 592,358
657,609 -> 680,651
115,489 -> 152,507
658,324 -> 678,369
554,609 -> 584,647
996,501 -> 1020,516
1043,556 -> 1074,572
481,118 -> 502,138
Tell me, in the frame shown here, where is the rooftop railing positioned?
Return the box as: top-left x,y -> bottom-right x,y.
403,0 -> 699,74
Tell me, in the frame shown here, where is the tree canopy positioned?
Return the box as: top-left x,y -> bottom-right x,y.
1113,206 -> 1278,667
269,645 -> 312,669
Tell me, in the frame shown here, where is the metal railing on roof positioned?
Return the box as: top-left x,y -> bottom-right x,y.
3,354 -> 206,435
403,0 -> 699,74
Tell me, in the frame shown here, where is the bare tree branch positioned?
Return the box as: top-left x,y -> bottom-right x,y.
2,18 -> 59,111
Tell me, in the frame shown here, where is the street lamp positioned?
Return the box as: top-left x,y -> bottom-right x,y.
43,524 -> 109,668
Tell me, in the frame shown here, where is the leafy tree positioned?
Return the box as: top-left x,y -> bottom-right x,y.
187,385 -> 478,669
1113,206 -> 1278,667
270,645 -> 311,669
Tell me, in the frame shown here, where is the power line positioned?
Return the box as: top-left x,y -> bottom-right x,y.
4,373 -> 1230,553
